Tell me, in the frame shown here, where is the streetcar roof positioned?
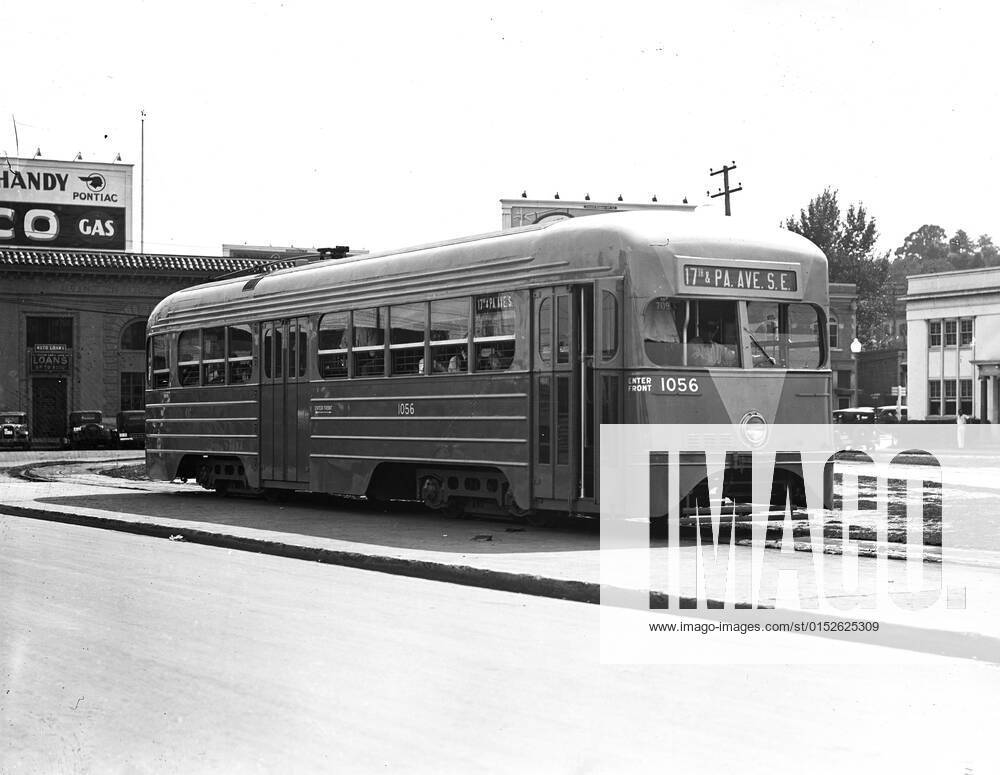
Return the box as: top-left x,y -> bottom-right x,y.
148,211 -> 826,330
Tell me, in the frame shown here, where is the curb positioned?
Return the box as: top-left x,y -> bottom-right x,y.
3,502 -> 998,664
0,502 -> 720,610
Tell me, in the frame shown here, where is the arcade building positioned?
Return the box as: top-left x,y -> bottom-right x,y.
0,248 -> 272,444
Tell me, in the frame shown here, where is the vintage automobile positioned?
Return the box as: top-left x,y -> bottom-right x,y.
66,410 -> 115,449
832,407 -> 877,424
876,405 -> 908,423
0,411 -> 31,450
114,410 -> 147,449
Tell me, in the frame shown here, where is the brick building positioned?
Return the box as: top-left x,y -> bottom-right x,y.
0,248 -> 268,443
828,282 -> 859,409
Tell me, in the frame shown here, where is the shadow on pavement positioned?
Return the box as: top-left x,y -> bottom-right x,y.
34,489 -> 606,555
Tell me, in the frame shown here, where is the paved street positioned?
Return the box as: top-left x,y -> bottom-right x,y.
2,515 -> 998,773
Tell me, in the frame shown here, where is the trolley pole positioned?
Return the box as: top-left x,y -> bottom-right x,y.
708,161 -> 743,216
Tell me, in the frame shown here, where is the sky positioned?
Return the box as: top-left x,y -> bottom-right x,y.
3,0 -> 998,257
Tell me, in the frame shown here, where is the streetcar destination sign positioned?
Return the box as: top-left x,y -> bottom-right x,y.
683,265 -> 798,292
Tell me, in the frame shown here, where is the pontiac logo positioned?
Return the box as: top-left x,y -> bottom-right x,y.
78,173 -> 106,192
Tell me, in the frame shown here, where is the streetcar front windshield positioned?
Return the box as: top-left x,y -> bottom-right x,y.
643,298 -> 740,367
746,302 -> 823,368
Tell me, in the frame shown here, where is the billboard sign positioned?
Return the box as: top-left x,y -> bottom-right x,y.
0,157 -> 132,250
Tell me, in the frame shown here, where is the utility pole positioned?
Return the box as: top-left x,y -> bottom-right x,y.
708,161 -> 742,216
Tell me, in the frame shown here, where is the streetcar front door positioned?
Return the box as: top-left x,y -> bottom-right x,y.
261,318 -> 310,484
533,285 -> 594,509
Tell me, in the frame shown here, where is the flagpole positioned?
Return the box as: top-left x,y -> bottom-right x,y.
140,109 -> 145,254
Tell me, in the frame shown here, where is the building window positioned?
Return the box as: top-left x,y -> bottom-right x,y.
944,380 -> 957,415
929,321 -> 941,347
960,319 -> 973,347
960,379 -> 973,416
828,314 -> 839,349
837,370 -> 852,390
120,321 -> 146,350
120,372 -> 145,410
944,320 -> 958,347
27,316 -> 73,347
929,381 -> 941,416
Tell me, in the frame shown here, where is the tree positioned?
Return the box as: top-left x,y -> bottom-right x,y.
977,234 -> 1000,267
784,188 -> 891,348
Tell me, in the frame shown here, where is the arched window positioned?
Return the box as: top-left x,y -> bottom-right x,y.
828,315 -> 839,349
121,320 -> 147,350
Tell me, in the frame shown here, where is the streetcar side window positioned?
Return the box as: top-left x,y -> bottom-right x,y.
227,323 -> 254,384
538,298 -> 552,363
178,330 -> 202,386
430,298 -> 469,374
353,307 -> 385,377
601,291 -> 618,360
149,335 -> 169,388
202,327 -> 226,385
318,312 -> 349,379
263,325 -> 274,379
474,293 -> 516,371
390,303 -> 426,376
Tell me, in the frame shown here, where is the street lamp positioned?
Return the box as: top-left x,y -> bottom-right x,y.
849,338 -> 862,407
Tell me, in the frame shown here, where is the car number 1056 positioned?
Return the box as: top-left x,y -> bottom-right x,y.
661,377 -> 699,394
397,402 -> 416,415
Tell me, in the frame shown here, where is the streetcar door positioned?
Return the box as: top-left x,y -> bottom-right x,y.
533,286 -> 579,506
593,278 -> 624,505
261,317 -> 310,484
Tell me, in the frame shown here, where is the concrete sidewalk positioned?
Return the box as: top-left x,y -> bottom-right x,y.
2,456 -> 999,660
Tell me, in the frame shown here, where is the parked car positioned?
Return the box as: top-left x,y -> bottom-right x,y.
66,410 -> 115,449
832,407 -> 876,424
833,406 -> 879,452
0,411 -> 30,450
114,410 -> 147,449
876,405 -> 908,423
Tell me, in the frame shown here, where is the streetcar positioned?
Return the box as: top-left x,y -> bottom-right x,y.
145,211 -> 830,518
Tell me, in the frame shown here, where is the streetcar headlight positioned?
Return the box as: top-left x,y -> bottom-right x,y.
740,411 -> 768,448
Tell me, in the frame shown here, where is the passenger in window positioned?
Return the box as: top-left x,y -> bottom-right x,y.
690,322 -> 737,367
205,364 -> 225,384
447,352 -> 465,372
479,347 -> 503,371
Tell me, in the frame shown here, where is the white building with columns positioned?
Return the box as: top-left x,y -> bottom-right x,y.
906,267 -> 1000,422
